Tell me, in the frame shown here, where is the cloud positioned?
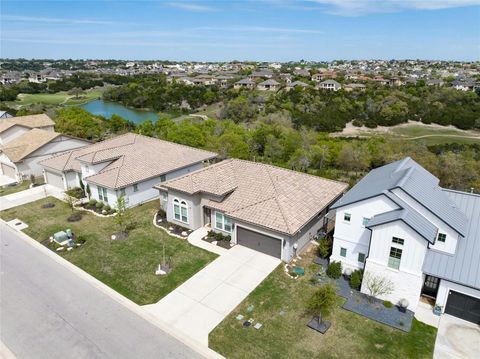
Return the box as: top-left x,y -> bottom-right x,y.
305,0 -> 480,16
165,2 -> 217,12
1,14 -> 116,25
196,26 -> 323,34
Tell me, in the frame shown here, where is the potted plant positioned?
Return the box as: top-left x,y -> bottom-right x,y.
398,298 -> 409,313
433,304 -> 443,315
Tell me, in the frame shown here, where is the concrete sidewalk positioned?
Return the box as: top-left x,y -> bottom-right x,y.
143,245 -> 280,345
188,227 -> 228,256
0,184 -> 63,211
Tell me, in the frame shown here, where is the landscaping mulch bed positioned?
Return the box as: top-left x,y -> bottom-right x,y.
335,277 -> 414,332
80,203 -> 116,216
202,232 -> 232,249
155,213 -> 191,238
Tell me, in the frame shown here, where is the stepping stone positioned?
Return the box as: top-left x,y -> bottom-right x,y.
246,305 -> 254,313
236,314 -> 244,321
254,323 -> 262,330
279,310 -> 285,316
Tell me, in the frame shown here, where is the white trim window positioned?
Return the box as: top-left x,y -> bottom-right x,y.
173,198 -> 188,223
215,211 -> 232,232
98,186 -> 108,202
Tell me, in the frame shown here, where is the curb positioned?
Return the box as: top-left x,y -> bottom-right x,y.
0,220 -> 224,359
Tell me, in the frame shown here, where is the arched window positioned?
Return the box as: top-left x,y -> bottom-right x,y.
173,198 -> 188,223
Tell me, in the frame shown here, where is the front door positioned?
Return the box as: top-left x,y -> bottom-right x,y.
422,275 -> 440,298
203,207 -> 211,226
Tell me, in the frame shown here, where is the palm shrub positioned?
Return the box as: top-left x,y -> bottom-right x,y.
326,261 -> 342,279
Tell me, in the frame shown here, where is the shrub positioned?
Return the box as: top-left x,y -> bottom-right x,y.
104,204 -> 111,212
65,187 -> 84,199
95,202 -> 104,209
88,199 -> 97,206
326,261 -> 342,279
383,300 -> 393,308
349,269 -> 363,290
318,237 -> 333,259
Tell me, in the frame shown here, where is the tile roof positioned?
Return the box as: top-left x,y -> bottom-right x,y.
0,128 -> 60,162
156,159 -> 348,236
331,157 -> 468,236
0,114 -> 54,134
39,133 -> 217,189
423,190 -> 480,290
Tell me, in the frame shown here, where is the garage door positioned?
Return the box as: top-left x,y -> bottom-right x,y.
236,227 -> 282,258
45,171 -> 64,189
1,163 -> 16,179
445,291 -> 480,324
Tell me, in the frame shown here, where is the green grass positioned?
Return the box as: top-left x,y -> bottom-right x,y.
391,125 -> 480,145
0,197 -> 217,304
0,177 -> 44,196
2,89 -> 102,109
209,252 -> 437,359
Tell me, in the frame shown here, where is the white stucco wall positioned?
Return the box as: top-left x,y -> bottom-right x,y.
65,171 -> 80,189
331,195 -> 398,272
0,153 -> 18,180
391,188 -> 460,254
436,279 -> 480,313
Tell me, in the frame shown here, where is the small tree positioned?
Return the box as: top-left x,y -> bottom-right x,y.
306,283 -> 337,329
79,179 -> 85,196
86,184 -> 91,198
68,87 -> 83,99
64,194 -> 76,212
29,174 -> 36,185
363,272 -> 394,300
318,237 -> 332,259
115,195 -> 131,233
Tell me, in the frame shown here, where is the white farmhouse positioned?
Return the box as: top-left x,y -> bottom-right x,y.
330,157 -> 479,324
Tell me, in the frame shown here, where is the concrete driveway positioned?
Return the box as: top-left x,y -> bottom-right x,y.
144,245 -> 281,345
434,314 -> 480,359
0,184 -> 63,211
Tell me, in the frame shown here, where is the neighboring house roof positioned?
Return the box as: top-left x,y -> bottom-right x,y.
0,128 -> 60,162
39,133 -> 217,189
423,190 -> 480,290
258,79 -> 280,86
0,114 -> 54,134
235,78 -> 255,85
320,80 -> 341,86
288,80 -> 309,88
156,159 -> 348,236
331,157 -> 468,236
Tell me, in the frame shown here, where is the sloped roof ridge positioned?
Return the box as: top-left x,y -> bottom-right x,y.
112,156 -> 126,189
134,132 -> 218,157
265,166 -> 292,233
79,133 -> 137,163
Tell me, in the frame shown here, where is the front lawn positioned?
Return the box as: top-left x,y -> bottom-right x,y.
209,250 -> 436,359
0,176 -> 45,196
0,197 -> 217,304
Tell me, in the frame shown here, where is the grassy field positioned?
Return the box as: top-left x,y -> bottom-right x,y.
0,198 -> 217,304
2,89 -> 102,109
209,249 -> 437,359
0,177 -> 45,196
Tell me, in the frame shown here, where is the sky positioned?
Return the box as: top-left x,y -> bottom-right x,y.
1,0 -> 480,61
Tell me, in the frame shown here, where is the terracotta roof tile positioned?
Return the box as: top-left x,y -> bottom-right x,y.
0,114 -> 54,134
0,128 -> 60,162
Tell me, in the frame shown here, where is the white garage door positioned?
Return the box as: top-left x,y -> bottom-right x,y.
45,171 -> 64,189
1,163 -> 16,179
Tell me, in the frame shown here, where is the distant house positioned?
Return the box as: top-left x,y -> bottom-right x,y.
344,83 -> 366,92
426,79 -> 444,87
452,80 -> 478,91
155,159 -> 348,261
330,157 -> 480,324
0,114 -> 55,145
0,129 -> 90,181
0,111 -> 14,119
312,71 -> 337,82
317,80 -> 342,91
215,75 -> 235,88
249,69 -> 273,80
257,79 -> 281,91
286,80 -> 309,91
39,133 -> 217,208
294,68 -> 310,77
234,78 -> 256,90
373,76 -> 391,86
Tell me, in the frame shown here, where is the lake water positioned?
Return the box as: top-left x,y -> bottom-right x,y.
80,99 -> 158,124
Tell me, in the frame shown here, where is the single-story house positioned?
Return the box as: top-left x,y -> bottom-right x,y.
257,79 -> 281,91
0,128 -> 90,181
286,80 -> 309,91
0,114 -> 55,145
344,83 -> 366,92
40,133 -> 217,208
330,157 -> 480,324
155,159 -> 348,261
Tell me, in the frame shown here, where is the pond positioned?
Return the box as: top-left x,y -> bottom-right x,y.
80,99 -> 158,124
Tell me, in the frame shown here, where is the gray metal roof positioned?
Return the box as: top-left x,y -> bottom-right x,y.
367,192 -> 438,244
331,157 -> 467,236
423,190 -> 480,290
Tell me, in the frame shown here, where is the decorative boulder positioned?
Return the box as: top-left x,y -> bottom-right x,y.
181,231 -> 188,237
398,298 -> 409,313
